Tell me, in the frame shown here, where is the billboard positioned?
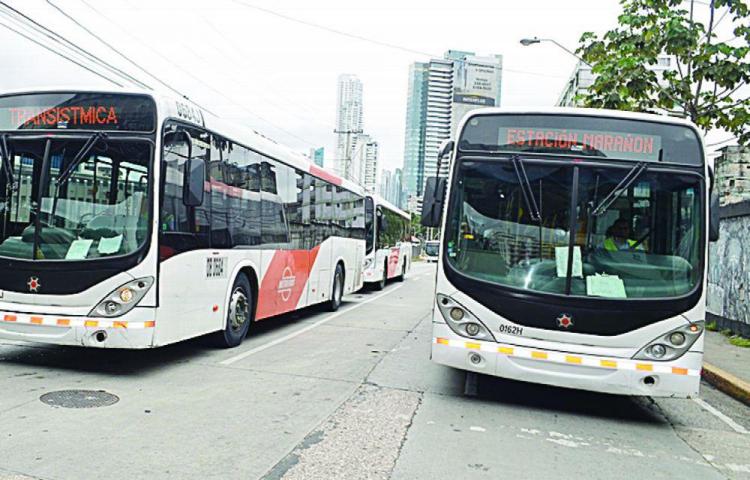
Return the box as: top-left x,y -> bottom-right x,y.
451,54 -> 502,136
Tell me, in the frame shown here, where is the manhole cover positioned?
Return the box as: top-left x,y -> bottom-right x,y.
39,390 -> 119,408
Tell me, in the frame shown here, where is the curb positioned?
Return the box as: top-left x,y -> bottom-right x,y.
702,362 -> 750,407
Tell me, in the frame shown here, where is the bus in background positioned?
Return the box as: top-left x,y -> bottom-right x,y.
0,89 -> 365,349
423,240 -> 440,262
422,107 -> 719,397
363,195 -> 411,290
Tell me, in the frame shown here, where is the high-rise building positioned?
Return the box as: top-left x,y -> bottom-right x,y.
401,51 -> 503,200
308,147 -> 325,167
354,134 -> 378,193
379,168 -> 404,208
335,74 -> 364,181
402,62 -> 429,199
557,56 -> 675,107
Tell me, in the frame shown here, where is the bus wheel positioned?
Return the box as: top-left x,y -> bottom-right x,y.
396,259 -> 406,282
215,274 -> 252,348
327,263 -> 344,312
374,261 -> 387,291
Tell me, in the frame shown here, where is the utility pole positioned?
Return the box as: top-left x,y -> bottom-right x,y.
334,128 -> 363,182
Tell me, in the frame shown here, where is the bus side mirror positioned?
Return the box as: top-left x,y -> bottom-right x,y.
421,176 -> 446,228
184,157 -> 205,207
438,140 -> 454,161
709,190 -> 720,242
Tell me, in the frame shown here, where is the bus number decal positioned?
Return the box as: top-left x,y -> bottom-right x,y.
498,324 -> 523,336
206,257 -> 227,279
175,101 -> 205,126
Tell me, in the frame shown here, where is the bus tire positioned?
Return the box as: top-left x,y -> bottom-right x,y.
214,273 -> 253,348
374,261 -> 387,291
327,263 -> 345,312
396,258 -> 406,282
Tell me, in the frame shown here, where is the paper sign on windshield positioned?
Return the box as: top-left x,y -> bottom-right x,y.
65,239 -> 93,260
586,274 -> 627,298
98,235 -> 123,255
555,246 -> 582,278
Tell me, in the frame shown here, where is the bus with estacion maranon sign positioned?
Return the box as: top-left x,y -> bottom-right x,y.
0,88 -> 366,348
363,195 -> 411,290
421,107 -> 720,397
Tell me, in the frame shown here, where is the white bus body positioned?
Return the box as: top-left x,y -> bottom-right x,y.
362,195 -> 411,289
423,240 -> 439,262
0,88 -> 365,348
426,107 -> 710,397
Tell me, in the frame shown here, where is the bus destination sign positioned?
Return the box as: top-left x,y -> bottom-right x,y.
0,93 -> 156,132
499,127 -> 662,161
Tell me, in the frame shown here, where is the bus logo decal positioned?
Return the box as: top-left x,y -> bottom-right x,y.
278,267 -> 296,302
27,277 -> 41,293
556,313 -> 573,329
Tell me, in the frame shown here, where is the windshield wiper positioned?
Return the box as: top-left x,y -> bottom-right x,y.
0,134 -> 15,191
56,132 -> 107,187
592,162 -> 648,216
511,155 -> 541,222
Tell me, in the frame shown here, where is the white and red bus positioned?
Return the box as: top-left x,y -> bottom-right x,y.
0,88 -> 365,348
422,107 -> 719,397
363,195 -> 411,289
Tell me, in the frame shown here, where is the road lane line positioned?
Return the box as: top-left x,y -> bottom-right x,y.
219,284 -> 406,366
692,397 -> 749,434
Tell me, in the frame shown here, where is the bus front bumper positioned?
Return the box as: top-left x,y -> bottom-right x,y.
431,323 -> 702,398
0,308 -> 156,349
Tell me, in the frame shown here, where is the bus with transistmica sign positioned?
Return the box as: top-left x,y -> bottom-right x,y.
0,88 -> 365,348
421,107 -> 718,397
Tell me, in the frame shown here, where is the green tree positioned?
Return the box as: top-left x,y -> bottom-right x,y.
577,0 -> 750,143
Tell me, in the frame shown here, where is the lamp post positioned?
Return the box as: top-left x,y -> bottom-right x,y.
519,37 -> 590,67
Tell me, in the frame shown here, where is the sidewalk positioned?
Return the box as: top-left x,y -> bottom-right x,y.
702,330 -> 750,406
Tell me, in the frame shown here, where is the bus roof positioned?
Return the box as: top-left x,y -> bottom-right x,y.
368,194 -> 410,220
0,86 -> 365,195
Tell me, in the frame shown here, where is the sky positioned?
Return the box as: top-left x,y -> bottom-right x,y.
0,0 -> 738,175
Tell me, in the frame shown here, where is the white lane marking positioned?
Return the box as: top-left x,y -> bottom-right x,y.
220,284 -> 406,366
692,397 -> 749,435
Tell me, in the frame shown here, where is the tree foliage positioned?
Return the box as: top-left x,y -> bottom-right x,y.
577,0 -> 750,144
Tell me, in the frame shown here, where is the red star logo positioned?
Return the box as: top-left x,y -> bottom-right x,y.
557,313 -> 573,328
27,277 -> 40,293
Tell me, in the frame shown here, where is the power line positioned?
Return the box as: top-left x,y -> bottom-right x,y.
46,0 -> 199,106
0,17 -> 123,87
78,0 -> 318,147
0,1 -> 150,90
228,0 -> 566,79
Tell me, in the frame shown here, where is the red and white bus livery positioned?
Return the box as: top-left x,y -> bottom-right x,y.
363,195 -> 411,290
0,89 -> 365,348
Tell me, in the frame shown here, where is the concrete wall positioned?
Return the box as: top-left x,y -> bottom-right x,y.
707,200 -> 750,336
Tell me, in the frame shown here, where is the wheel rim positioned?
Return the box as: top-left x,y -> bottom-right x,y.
228,288 -> 249,333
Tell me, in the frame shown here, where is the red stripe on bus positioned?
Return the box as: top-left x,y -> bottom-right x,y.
256,246 -> 321,320
387,247 -> 400,279
309,165 -> 343,186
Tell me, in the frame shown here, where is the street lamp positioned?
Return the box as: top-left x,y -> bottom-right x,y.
519,37 -> 590,66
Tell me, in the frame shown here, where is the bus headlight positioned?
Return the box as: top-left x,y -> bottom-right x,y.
436,294 -> 495,341
633,321 -> 703,361
90,277 -> 154,318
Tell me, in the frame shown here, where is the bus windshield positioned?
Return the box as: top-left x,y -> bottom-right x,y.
445,159 -> 702,299
0,136 -> 151,261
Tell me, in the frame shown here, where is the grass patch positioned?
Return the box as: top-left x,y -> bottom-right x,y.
706,320 -> 718,332
729,336 -> 750,348
721,328 -> 734,337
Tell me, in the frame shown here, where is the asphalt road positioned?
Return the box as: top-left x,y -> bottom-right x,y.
0,262 -> 748,480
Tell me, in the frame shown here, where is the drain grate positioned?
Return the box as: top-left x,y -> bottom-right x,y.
40,390 -> 119,409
